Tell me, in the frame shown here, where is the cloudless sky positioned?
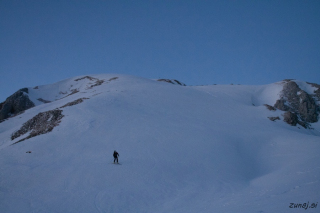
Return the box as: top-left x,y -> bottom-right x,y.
1,0 -> 320,101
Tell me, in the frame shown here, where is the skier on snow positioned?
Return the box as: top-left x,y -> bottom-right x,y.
113,150 -> 119,163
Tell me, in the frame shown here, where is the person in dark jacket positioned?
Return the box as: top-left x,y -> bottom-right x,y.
113,150 -> 119,163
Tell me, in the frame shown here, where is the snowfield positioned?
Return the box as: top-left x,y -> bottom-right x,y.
0,74 -> 319,213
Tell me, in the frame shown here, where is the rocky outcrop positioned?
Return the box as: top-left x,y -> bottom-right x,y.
283,111 -> 309,128
11,109 -> 64,144
298,91 -> 318,122
268,116 -> 280,121
37,98 -> 51,103
0,88 -> 35,120
307,82 -> 320,104
283,111 -> 298,126
273,80 -> 319,128
264,104 -> 276,111
274,99 -> 290,111
74,75 -> 109,89
157,79 -> 186,86
60,98 -> 89,108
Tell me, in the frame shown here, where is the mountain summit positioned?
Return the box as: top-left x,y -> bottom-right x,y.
0,74 -> 319,213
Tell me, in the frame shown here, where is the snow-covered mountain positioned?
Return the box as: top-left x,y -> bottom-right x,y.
0,74 -> 319,213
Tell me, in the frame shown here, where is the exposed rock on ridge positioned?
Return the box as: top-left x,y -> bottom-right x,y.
0,88 -> 35,120
273,80 -> 319,127
157,79 -> 186,86
307,82 -> 320,103
60,98 -> 89,108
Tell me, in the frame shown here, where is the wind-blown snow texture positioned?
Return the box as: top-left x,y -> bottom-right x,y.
0,74 -> 319,213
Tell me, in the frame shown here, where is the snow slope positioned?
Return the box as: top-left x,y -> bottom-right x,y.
0,74 -> 319,213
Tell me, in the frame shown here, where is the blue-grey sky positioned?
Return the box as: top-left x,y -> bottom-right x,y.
1,0 -> 320,101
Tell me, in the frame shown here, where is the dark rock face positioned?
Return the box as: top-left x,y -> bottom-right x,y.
274,99 -> 290,111
11,109 -> 64,144
273,80 -> 319,128
283,111 -> 298,126
298,91 -> 318,123
0,88 -> 35,120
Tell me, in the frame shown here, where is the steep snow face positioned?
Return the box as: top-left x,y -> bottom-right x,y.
0,74 -> 319,213
194,82 -> 284,107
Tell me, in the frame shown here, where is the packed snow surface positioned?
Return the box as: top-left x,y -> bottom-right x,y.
0,74 -> 319,213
